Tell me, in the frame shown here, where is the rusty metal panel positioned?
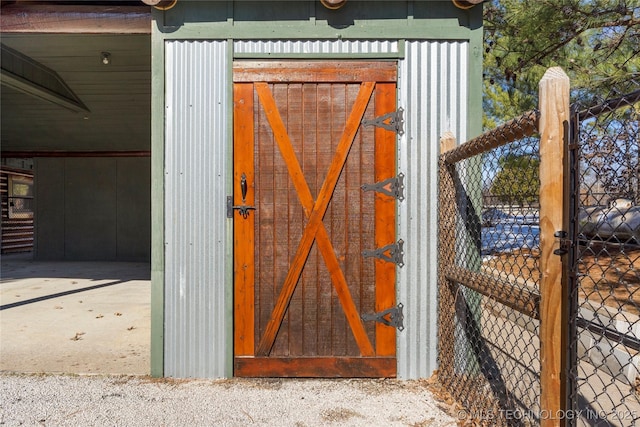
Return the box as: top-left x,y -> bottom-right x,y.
164,40 -> 230,378
397,40 -> 469,379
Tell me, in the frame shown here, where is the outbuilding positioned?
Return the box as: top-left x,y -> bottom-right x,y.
150,0 -> 482,379
1,0 -> 482,379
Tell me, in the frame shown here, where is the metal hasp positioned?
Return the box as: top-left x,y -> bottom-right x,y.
553,230 -> 570,255
361,303 -> 404,331
361,173 -> 405,201
362,107 -> 404,135
362,239 -> 404,267
227,197 -> 256,219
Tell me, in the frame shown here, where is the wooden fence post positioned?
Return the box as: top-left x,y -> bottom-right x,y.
438,132 -> 457,380
538,67 -> 570,427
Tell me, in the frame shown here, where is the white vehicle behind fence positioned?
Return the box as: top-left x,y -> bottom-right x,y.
579,198 -> 640,243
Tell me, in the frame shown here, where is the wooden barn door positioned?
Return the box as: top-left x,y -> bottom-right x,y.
233,61 -> 400,377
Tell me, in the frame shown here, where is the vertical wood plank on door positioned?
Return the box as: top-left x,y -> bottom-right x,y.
344,85 -> 365,355
302,83 -> 319,356
287,82 -> 305,357
271,83 -> 291,356
331,84 -> 348,355
316,83 -> 333,356
256,84 -> 275,354
358,87 -> 377,351
374,82 -> 397,356
233,83 -> 255,356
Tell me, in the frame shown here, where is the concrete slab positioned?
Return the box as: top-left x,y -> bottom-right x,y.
0,253 -> 150,375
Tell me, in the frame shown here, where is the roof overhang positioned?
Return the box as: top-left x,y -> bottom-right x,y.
1,43 -> 90,113
0,3 -> 151,34
1,2 -> 152,154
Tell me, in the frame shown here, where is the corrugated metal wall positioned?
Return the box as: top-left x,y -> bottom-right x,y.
397,40 -> 468,379
162,39 -> 468,379
234,39 -> 399,55
164,40 -> 230,378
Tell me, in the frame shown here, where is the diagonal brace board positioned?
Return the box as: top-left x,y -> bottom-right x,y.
254,82 -> 375,357
255,81 -> 376,356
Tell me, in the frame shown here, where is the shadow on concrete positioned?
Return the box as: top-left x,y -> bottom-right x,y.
0,252 -> 151,375
1,253 -> 150,282
1,279 -> 129,310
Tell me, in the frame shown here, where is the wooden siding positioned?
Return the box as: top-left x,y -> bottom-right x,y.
0,4 -> 151,34
1,168 -> 34,254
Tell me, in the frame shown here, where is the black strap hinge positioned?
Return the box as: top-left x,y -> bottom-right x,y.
362,107 -> 404,136
361,173 -> 405,201
361,303 -> 404,331
362,239 -> 404,267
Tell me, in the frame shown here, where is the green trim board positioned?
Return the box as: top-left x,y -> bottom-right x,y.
462,8 -> 484,377
153,1 -> 480,41
150,26 -> 165,378
155,25 -> 476,41
224,38 -> 234,378
466,7 -> 484,140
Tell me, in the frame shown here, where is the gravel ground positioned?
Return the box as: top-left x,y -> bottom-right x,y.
0,373 -> 458,427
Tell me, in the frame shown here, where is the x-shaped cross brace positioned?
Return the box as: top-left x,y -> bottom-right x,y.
254,81 -> 376,357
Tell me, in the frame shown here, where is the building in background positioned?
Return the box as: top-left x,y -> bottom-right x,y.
1,0 -> 483,379
1,159 -> 34,254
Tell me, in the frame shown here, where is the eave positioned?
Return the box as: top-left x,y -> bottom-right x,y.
0,4 -> 151,34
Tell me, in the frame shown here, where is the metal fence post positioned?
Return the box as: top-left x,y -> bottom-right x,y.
538,66 -> 570,427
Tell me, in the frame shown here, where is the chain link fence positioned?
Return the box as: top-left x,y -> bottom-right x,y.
439,112 -> 541,426
568,89 -> 640,426
438,78 -> 640,426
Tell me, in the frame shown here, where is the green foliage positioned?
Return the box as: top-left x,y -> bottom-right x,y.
490,154 -> 540,204
580,104 -> 640,203
483,0 -> 640,126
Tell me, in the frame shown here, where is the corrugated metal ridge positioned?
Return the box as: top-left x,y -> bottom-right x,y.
164,40 -> 229,378
234,39 -> 399,55
397,40 -> 469,379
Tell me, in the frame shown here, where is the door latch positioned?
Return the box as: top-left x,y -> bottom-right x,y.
227,172 -> 256,219
553,230 -> 571,256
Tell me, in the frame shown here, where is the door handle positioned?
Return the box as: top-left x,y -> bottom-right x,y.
240,172 -> 249,202
232,173 -> 256,219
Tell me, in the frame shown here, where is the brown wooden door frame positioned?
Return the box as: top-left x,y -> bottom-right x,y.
233,61 -> 398,377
